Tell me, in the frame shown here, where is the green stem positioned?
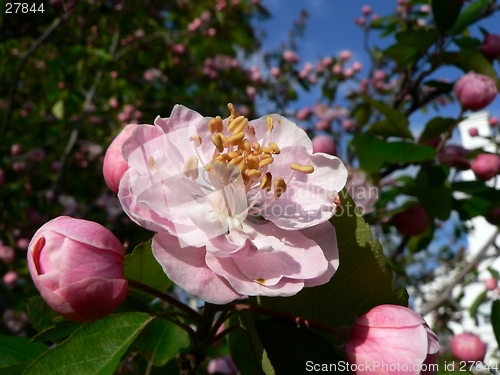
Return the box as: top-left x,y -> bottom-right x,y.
127,279 -> 202,324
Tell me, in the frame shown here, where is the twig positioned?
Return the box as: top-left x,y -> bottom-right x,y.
419,229 -> 499,316
1,12 -> 72,136
127,279 -> 202,324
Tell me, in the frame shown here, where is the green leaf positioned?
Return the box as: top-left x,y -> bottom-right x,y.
431,0 -> 463,33
352,134 -> 435,172
491,300 -> 500,348
23,313 -> 153,375
31,320 -> 81,343
51,100 -> 64,120
255,319 -> 343,375
407,221 -> 436,253
415,165 -> 452,220
227,311 -> 268,375
351,103 -> 371,127
0,335 -> 48,375
384,44 -> 419,66
257,192 -> 408,331
26,296 -> 60,333
469,290 -> 487,319
124,239 -> 172,291
137,318 -> 190,367
453,36 -> 481,50
448,0 -> 488,35
440,50 -> 500,87
488,267 -> 500,280
419,117 -> 455,143
395,29 -> 438,54
361,95 -> 413,139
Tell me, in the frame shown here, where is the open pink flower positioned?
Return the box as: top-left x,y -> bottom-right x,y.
118,104 -> 347,304
346,304 -> 439,375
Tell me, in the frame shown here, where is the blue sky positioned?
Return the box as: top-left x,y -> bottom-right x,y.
256,0 -> 500,139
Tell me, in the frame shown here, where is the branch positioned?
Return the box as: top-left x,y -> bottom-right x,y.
1,12 -> 72,136
419,229 -> 499,316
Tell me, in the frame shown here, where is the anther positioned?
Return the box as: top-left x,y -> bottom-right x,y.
290,163 -> 314,174
260,172 -> 272,191
229,155 -> 244,166
218,132 -> 229,148
246,155 -> 259,170
252,142 -> 260,150
260,153 -> 272,160
269,142 -> 280,154
208,116 -> 223,133
274,177 -> 287,199
228,132 -> 245,146
244,169 -> 262,178
148,156 -> 158,172
189,135 -> 202,147
259,157 -> 274,168
183,156 -> 199,179
227,103 -> 240,118
211,133 -> 224,152
228,116 -> 248,133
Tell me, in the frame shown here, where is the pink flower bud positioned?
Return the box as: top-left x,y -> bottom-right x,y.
282,50 -> 299,63
352,61 -> 363,72
484,277 -> 497,291
27,216 -> 128,322
103,124 -> 139,194
343,67 -> 354,77
332,64 -> 342,75
471,153 -> 500,180
481,34 -> 500,60
453,72 -> 497,111
371,14 -> 379,22
394,205 -> 430,236
312,135 -> 337,155
420,4 -> 431,13
346,304 -> 439,374
341,119 -> 357,132
207,355 -> 238,375
450,333 -> 486,362
314,120 -> 330,131
468,127 -> 478,137
489,116 -> 499,127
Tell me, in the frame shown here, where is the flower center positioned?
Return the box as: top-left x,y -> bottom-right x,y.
183,103 -> 315,221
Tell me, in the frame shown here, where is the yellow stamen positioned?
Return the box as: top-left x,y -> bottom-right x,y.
246,155 -> 259,170
228,132 -> 245,146
228,103 -> 239,118
259,157 -> 274,168
228,116 -> 248,133
255,278 -> 266,284
274,177 -> 287,199
252,142 -> 260,150
229,155 -> 244,166
211,133 -> 224,152
290,163 -> 314,174
218,132 -> 229,148
260,153 -> 273,160
252,148 -> 263,156
189,135 -> 202,147
148,156 -> 158,172
269,142 -> 280,154
260,172 -> 272,191
244,169 -> 262,178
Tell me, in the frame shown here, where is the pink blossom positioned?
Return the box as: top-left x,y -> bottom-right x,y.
346,304 -> 439,375
103,124 -> 139,194
12,162 -> 26,173
420,4 -> 431,13
172,44 -> 186,54
450,333 -> 486,362
17,238 -> 29,250
341,119 -> 357,132
27,216 -> 128,322
299,62 -> 314,79
246,86 -> 256,100
484,277 -> 497,291
188,18 -> 202,32
134,29 -> 145,38
11,143 -> 22,156
0,242 -> 15,264
207,28 -> 217,37
312,103 -> 338,122
3,271 -> 18,287
110,71 -> 118,79
200,10 -> 211,22
312,135 -> 336,155
208,355 -> 239,375
339,50 -> 352,61
352,61 -> 363,72
453,71 -> 497,111
481,34 -> 500,60
143,68 -> 162,81
371,14 -> 379,22
282,50 -> 299,63
489,116 -> 499,127
270,67 -> 280,77
471,153 -> 500,180
343,67 -> 354,78
118,105 -> 347,303
215,0 -> 227,11
296,107 -> 312,121
109,98 -> 119,108
354,17 -> 366,26
468,127 -> 478,137
332,64 -> 342,75
361,5 -> 372,15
